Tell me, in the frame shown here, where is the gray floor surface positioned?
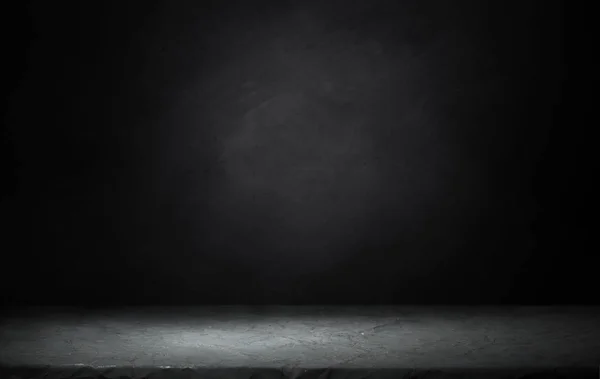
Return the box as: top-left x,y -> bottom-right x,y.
1,306 -> 599,369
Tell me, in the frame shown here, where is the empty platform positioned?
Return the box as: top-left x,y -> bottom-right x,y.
1,306 -> 599,378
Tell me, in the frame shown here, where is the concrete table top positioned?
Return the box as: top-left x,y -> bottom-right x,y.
1,306 -> 599,371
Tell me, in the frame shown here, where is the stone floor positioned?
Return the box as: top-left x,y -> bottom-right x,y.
1,306 -> 599,378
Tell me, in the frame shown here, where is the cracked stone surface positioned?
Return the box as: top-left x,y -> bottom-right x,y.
1,307 -> 599,370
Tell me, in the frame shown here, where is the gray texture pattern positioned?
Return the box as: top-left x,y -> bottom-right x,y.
1,307 -> 599,369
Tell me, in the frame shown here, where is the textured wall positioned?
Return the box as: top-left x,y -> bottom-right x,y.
3,0 -> 581,305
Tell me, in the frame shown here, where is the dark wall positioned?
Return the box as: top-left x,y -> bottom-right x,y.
2,0 -> 590,306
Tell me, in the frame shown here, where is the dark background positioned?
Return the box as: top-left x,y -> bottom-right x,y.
1,0 -> 593,306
